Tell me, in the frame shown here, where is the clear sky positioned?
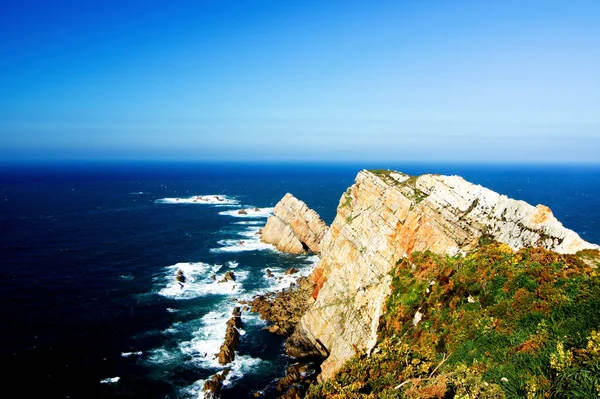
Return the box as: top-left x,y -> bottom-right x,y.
1,0 -> 599,163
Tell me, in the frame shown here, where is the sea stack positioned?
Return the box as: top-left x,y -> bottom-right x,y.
261,193 -> 328,254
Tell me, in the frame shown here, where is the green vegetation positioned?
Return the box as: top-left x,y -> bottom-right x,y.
340,188 -> 353,209
307,244 -> 600,398
370,169 -> 395,179
367,169 -> 427,204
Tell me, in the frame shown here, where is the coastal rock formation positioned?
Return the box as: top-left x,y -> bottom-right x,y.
261,193 -> 328,254
202,369 -> 230,399
217,307 -> 242,365
219,271 -> 236,283
250,277 -> 315,336
288,170 -> 599,381
276,362 -> 317,399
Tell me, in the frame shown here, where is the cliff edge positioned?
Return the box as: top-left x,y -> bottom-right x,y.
261,193 -> 328,254
287,169 -> 598,381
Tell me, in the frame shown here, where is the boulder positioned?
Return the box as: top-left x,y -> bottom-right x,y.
219,271 -> 236,283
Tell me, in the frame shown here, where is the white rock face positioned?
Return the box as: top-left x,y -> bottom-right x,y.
261,193 -> 328,254
289,170 -> 598,382
415,173 -> 597,254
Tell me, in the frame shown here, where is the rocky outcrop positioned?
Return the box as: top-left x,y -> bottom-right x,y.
276,362 -> 318,399
217,307 -> 242,365
202,369 -> 230,399
250,277 -> 315,336
219,271 -> 236,283
261,193 -> 328,254
288,170 -> 599,381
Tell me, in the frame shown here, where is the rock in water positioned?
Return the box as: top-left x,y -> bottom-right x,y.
288,169 -> 599,382
219,271 -> 236,283
217,307 -> 242,365
202,369 -> 230,399
261,193 -> 328,254
249,277 -> 315,336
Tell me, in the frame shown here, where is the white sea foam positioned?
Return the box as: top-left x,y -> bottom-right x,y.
211,238 -> 274,253
145,302 -> 270,396
180,352 -> 263,399
155,195 -> 238,205
147,348 -> 179,365
262,254 -> 320,293
163,326 -> 179,335
121,351 -> 143,358
157,262 -> 248,299
145,216 -> 320,394
176,306 -> 260,362
130,192 -> 147,195
234,220 -> 264,225
181,379 -> 206,399
182,354 -> 265,398
211,226 -> 274,253
100,377 -> 120,384
179,308 -> 231,367
218,207 -> 274,218
222,354 -> 264,385
237,226 -> 264,238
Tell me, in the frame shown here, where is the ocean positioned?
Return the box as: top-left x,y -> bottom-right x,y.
1,161 -> 598,399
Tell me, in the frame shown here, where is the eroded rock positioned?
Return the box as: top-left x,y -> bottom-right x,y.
261,193 -> 328,254
276,362 -> 317,399
217,307 -> 242,365
202,368 -> 230,399
219,271 -> 236,283
249,277 -> 315,337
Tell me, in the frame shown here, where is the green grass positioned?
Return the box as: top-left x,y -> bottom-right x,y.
307,245 -> 600,399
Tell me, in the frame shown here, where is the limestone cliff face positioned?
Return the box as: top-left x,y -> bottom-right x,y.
261,193 -> 328,254
289,170 -> 598,381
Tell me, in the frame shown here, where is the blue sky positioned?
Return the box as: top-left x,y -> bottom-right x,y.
1,0 -> 599,162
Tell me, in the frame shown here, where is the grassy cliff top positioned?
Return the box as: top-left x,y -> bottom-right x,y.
308,244 -> 600,398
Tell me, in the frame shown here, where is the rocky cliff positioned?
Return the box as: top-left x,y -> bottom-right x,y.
261,193 -> 328,254
287,169 -> 598,381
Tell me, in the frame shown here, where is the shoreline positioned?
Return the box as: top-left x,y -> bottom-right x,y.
246,270 -> 323,398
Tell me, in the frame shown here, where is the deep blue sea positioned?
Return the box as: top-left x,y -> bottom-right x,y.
1,161 -> 599,399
